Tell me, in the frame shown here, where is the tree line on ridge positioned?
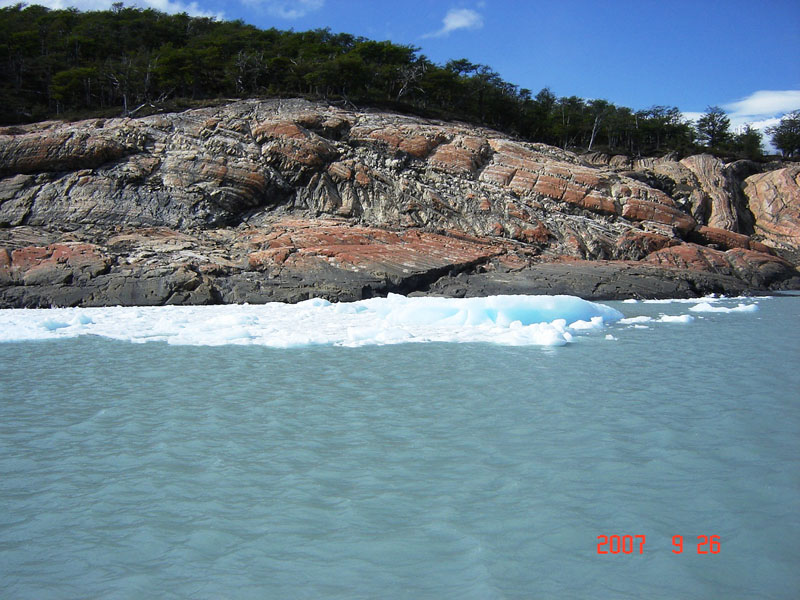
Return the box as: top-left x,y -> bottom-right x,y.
2,4 -> 798,159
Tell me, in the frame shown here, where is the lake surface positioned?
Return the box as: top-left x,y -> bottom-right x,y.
1,295 -> 798,599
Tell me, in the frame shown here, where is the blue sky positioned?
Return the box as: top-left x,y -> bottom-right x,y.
6,0 -> 800,133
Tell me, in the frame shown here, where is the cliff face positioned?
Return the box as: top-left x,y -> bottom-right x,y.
1,98 -> 798,307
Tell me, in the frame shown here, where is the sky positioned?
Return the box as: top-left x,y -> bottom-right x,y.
5,0 -> 800,141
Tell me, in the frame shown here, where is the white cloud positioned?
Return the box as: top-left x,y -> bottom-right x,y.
724,90 -> 800,120
144,0 -> 222,19
683,90 -> 800,126
423,8 -> 484,38
743,116 -> 782,131
724,91 -> 800,151
681,111 -> 704,124
0,0 -> 222,18
241,0 -> 324,19
683,90 -> 800,152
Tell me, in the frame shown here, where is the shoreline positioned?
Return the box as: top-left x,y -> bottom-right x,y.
2,221 -> 799,309
2,244 -> 798,309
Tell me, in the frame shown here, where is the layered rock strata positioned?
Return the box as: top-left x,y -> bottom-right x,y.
1,98 -> 798,307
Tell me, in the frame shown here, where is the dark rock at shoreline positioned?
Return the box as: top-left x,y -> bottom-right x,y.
2,219 -> 797,308
421,262 -> 751,300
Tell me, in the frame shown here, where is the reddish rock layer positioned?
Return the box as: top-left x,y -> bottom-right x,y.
744,165 -> 800,253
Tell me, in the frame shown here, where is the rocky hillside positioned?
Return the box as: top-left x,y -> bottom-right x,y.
1,98 -> 798,307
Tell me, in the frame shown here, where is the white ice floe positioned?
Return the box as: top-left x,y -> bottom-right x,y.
0,294 -> 624,348
621,314 -> 693,324
642,295 -> 722,304
689,301 -> 759,313
619,315 -> 653,324
656,314 -> 695,323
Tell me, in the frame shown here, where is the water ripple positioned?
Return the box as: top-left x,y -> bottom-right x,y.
1,297 -> 798,598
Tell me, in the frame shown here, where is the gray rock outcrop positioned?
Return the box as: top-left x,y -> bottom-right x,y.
1,98 -> 798,307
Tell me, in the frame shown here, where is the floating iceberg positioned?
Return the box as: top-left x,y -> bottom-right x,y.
689,301 -> 759,313
0,294 -> 624,348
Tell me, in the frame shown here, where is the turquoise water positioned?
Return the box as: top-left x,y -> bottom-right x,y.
1,297 -> 799,599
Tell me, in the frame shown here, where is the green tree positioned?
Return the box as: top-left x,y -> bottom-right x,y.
527,87 -> 557,144
602,105 -> 633,152
51,66 -> 97,109
766,111 -> 800,157
0,2 -> 761,161
445,58 -> 478,76
420,67 -> 461,110
696,106 -> 732,151
554,96 -> 586,150
730,125 -> 763,160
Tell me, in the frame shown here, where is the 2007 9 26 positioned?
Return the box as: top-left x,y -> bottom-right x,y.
596,535 -> 720,554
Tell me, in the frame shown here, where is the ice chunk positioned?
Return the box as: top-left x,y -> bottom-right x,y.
568,316 -> 605,331
657,314 -> 694,323
619,316 -> 653,324
298,298 -> 331,308
643,296 -> 720,304
689,302 -> 758,313
42,319 -> 70,331
0,295 -> 626,348
74,313 -> 94,325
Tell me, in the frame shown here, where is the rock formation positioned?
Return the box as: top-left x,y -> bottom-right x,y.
1,98 -> 798,307
744,165 -> 800,262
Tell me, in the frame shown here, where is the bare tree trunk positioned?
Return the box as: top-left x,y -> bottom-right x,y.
588,114 -> 602,151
